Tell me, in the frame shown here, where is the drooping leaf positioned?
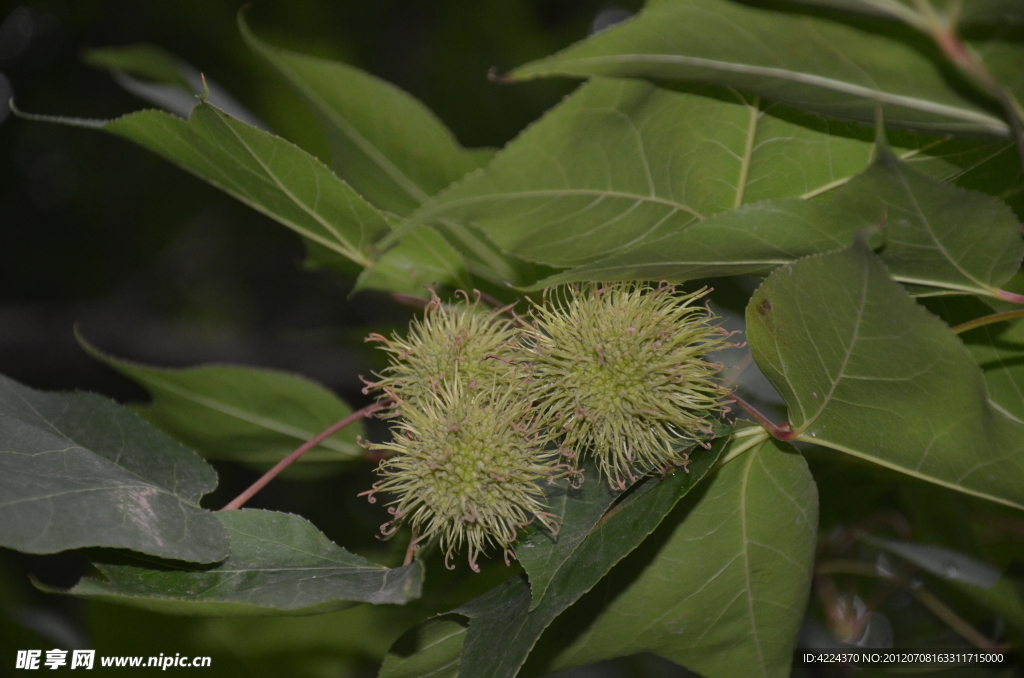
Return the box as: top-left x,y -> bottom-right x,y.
550,439 -> 817,678
403,78 -> 1012,273
240,13 -> 491,217
354,226 -> 469,297
83,44 -> 267,128
543,150 -> 1024,299
746,239 -> 1024,509
861,534 -> 1002,587
450,434 -> 726,678
0,374 -> 227,563
14,102 -> 388,268
78,334 -> 363,463
50,509 -> 422,615
378,618 -> 466,678
509,0 -> 1007,135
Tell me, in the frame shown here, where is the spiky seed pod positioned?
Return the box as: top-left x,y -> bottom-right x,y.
363,378 -> 559,572
524,282 -> 732,489
365,292 -> 521,411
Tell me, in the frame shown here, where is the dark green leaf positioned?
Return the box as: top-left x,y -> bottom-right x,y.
516,459 -> 620,608
78,334 -> 363,463
51,509 -> 422,615
16,102 -> 388,268
510,0 -> 1006,135
746,239 -> 1024,509
861,534 -> 1001,587
404,78 -> 1012,273
550,440 -> 817,678
0,374 -> 227,562
240,13 -> 491,217
544,150 -> 1024,299
451,434 -> 726,678
378,618 -> 466,678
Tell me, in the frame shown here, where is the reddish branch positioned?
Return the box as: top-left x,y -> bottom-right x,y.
221,399 -> 392,511
727,393 -> 796,441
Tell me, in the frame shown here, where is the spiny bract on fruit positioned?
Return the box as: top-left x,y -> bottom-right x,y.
364,291 -> 520,411
523,282 -> 733,489
363,377 -> 559,571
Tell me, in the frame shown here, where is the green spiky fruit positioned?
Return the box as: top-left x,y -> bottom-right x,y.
364,378 -> 558,571
366,293 -> 519,411
524,283 -> 732,488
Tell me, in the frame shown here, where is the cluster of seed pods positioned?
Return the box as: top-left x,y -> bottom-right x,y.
361,284 -> 734,570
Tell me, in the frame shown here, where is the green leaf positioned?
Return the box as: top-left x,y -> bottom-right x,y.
52,509 -> 422,615
240,13 -> 491,217
450,434 -> 726,678
84,44 -> 192,90
783,0 -> 1024,28
378,618 -> 466,678
355,226 -> 469,297
544,150 -> 1024,299
746,239 -> 1024,509
403,78 -> 1012,273
509,0 -> 1007,135
0,374 -> 227,563
550,440 -> 817,678
16,102 -> 388,268
78,334 -> 363,463
83,44 -> 266,129
931,297 -> 1024,424
516,459 -> 620,608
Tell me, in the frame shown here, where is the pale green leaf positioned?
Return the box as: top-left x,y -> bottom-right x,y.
402,78 -> 1013,273
78,334 -> 363,463
551,440 -> 817,678
510,0 -> 1007,135
543,150 -> 1024,299
355,226 -> 469,297
746,239 -> 1024,509
51,509 -> 422,615
0,374 -> 228,563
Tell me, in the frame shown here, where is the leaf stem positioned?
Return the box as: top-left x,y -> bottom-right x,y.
727,394 -> 796,441
952,309 -> 1024,333
221,399 -> 392,511
931,27 -> 1024,170
816,559 -> 1006,650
